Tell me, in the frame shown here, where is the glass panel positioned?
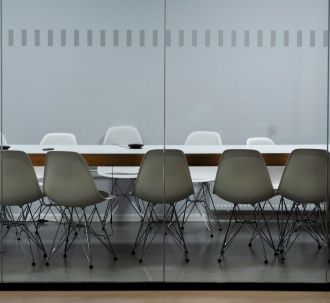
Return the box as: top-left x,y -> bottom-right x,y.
0,0 -> 3,283
1,0 -> 165,283
327,0 -> 330,285
1,0 -> 329,287
165,0 -> 329,284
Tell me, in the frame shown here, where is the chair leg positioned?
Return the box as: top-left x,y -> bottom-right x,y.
25,203 -> 47,258
248,203 -> 263,247
63,208 -> 73,258
218,205 -> 236,263
277,199 -> 295,260
254,204 -> 269,264
180,199 -> 189,230
178,184 -> 204,229
202,201 -> 214,238
131,204 -> 150,255
138,205 -> 153,263
248,202 -> 276,253
260,205 -> 276,253
21,207 -> 36,266
204,182 -> 222,231
94,206 -> 118,261
45,208 -> 66,266
173,206 -> 189,262
82,209 -> 93,269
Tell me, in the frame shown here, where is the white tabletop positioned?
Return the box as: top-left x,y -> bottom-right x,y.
20,144 -> 296,186
7,144 -> 328,154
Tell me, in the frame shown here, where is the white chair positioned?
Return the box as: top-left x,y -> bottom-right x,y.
100,125 -> 142,179
40,133 -> 78,145
131,150 -> 193,263
35,132 -> 78,225
185,131 -> 222,145
214,149 -> 275,264
247,137 -> 275,146
35,133 -> 78,181
246,137 -> 282,190
180,131 -> 222,236
97,126 -> 144,223
0,151 -> 47,265
44,151 -> 118,268
103,126 -> 143,146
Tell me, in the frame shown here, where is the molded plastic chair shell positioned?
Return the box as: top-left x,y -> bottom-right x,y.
277,149 -> 327,204
213,149 -> 274,204
133,149 -> 194,205
0,151 -> 43,206
184,131 -> 222,145
103,126 -> 143,145
40,133 -> 77,145
43,151 -> 109,208
247,137 -> 275,145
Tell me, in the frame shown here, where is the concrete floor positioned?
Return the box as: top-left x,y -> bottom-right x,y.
0,221 -> 328,283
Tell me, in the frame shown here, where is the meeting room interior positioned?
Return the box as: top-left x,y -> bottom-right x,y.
0,0 -> 330,298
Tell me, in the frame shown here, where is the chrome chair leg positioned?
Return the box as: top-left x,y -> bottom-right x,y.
82,209 -> 93,269
132,203 -> 189,263
218,203 -> 269,264
21,206 -> 36,266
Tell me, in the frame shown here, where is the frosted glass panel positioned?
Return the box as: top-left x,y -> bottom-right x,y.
165,0 -> 329,284
1,0 -> 165,283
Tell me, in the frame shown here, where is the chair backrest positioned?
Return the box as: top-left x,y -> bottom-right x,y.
213,149 -> 274,204
40,133 -> 77,145
0,151 -> 42,206
0,132 -> 7,145
277,149 -> 327,203
43,151 -> 104,208
184,131 -> 222,145
133,149 -> 194,204
103,126 -> 143,145
247,137 -> 275,145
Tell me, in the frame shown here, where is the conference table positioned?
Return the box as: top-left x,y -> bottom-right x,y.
7,144 -> 328,216
9,144 -> 327,166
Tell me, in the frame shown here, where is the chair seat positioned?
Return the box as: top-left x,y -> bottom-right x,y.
97,166 -> 139,179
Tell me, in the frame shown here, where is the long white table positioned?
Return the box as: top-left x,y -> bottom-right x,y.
8,144 -> 328,166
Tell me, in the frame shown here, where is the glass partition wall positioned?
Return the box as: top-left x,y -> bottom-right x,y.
164,0 -> 329,284
0,0 -> 329,286
0,0 -> 166,283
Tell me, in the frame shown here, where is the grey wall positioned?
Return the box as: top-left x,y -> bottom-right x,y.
2,0 -> 329,145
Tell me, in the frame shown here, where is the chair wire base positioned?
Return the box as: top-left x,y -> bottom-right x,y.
0,204 -> 47,266
217,203 -> 270,264
276,197 -> 326,261
178,182 -> 222,236
103,178 -> 146,225
131,203 -> 189,263
45,205 -> 117,269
